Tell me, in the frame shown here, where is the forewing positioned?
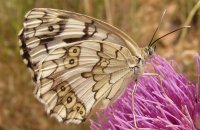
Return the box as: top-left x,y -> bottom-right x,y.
19,8 -> 139,61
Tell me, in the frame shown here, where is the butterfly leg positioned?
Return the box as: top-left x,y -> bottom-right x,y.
131,73 -> 164,129
142,73 -> 163,89
132,79 -> 138,129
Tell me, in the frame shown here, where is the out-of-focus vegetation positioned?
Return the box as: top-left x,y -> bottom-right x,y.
0,0 -> 199,130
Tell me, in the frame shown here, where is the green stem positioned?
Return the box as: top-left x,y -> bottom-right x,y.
177,0 -> 200,44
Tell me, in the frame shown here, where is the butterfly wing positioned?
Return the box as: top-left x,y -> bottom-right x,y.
19,8 -> 139,55
18,8 -> 141,124
20,40 -> 137,124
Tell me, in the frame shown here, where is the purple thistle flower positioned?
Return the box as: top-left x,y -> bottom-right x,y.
90,55 -> 200,130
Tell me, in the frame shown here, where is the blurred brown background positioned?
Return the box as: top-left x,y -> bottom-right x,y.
0,0 -> 199,130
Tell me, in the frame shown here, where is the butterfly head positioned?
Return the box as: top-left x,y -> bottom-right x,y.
141,10 -> 190,60
145,46 -> 155,57
141,46 -> 155,61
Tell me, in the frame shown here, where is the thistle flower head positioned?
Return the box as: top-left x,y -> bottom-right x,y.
91,55 -> 200,130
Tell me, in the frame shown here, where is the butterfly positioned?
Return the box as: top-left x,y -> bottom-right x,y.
18,8 -> 189,124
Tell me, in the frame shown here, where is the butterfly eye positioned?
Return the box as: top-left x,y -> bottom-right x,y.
148,47 -> 154,56
62,92 -> 76,109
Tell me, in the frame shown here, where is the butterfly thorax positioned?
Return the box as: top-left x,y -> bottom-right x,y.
126,55 -> 145,78
129,46 -> 155,77
128,46 -> 155,76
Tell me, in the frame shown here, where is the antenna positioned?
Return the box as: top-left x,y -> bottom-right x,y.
149,26 -> 191,47
148,9 -> 167,47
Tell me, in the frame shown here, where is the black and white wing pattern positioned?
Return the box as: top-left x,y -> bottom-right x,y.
18,8 -> 141,124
